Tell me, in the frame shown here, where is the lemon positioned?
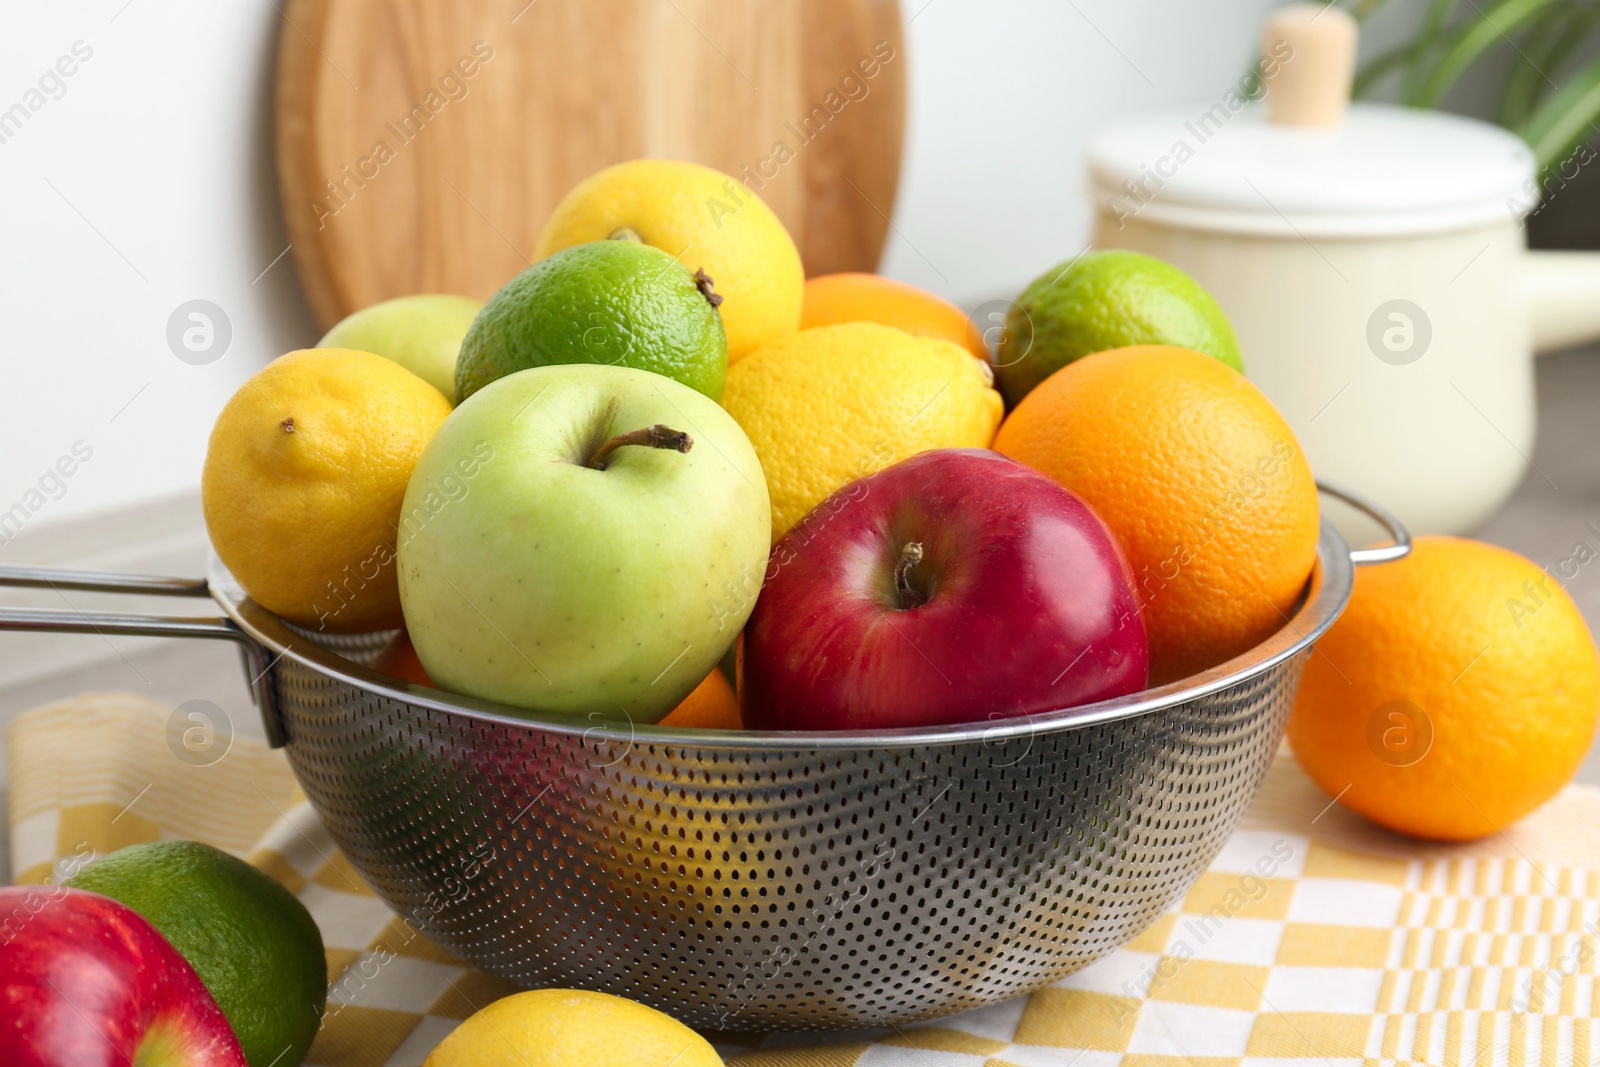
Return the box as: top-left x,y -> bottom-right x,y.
536,159 -> 803,363
720,322 -> 1003,541
65,841 -> 326,1067
457,241 -> 727,402
997,250 -> 1242,407
424,989 -> 722,1067
202,348 -> 452,632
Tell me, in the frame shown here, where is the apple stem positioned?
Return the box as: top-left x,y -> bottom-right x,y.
587,424 -> 694,470
894,541 -> 925,607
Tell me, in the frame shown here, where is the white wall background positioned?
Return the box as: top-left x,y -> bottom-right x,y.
0,1 -> 316,534
0,0 -> 1286,531
883,0 -> 1286,298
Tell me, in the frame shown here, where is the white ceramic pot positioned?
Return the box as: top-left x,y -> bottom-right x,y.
1084,8 -> 1600,537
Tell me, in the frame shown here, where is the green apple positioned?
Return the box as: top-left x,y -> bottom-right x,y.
397,363 -> 770,720
318,293 -> 483,402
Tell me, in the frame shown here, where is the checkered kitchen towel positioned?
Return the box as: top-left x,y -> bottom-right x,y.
12,691 -> 1600,1067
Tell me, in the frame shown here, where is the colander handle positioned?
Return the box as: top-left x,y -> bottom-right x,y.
1316,482 -> 1412,565
0,566 -> 282,745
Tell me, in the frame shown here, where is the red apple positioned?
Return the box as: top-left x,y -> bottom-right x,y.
0,885 -> 246,1067
741,448 -> 1147,729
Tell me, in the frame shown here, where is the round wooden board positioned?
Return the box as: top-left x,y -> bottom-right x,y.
275,0 -> 905,331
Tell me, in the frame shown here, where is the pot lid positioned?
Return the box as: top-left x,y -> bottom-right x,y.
1086,103 -> 1534,236
1086,4 -> 1535,237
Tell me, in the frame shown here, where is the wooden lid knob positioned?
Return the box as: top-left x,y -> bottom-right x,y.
1262,3 -> 1358,127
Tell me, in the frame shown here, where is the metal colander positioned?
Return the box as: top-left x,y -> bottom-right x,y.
0,486 -> 1406,1032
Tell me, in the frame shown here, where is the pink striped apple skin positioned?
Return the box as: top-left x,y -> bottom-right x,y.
0,885 -> 246,1067
740,448 -> 1149,730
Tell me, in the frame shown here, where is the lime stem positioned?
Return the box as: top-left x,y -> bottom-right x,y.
693,268 -> 724,309
588,424 -> 693,470
607,226 -> 643,242
894,541 -> 925,607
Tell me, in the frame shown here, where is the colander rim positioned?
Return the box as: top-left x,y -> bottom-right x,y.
208,518 -> 1354,750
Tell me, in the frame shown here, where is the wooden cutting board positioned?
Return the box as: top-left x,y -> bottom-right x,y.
276,0 -> 905,331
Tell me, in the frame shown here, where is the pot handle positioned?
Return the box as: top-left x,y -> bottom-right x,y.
1316,482 -> 1411,566
1526,250 -> 1600,355
0,566 -> 284,745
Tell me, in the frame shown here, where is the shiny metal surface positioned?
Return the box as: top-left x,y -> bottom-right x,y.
200,519 -> 1358,1031
0,564 -> 278,726
1317,482 -> 1412,565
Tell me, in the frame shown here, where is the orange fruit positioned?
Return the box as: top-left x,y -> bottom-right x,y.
993,345 -> 1319,684
373,630 -> 433,687
203,349 -> 452,632
1288,536 -> 1600,841
802,273 -> 986,358
658,669 -> 741,729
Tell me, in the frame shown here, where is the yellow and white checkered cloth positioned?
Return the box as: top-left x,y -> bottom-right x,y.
11,691 -> 1600,1067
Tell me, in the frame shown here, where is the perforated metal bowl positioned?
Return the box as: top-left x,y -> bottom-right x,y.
0,486 -> 1406,1032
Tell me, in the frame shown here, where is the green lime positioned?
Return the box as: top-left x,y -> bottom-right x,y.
319,293 -> 484,403
995,250 -> 1242,407
456,240 -> 727,403
65,841 -> 326,1067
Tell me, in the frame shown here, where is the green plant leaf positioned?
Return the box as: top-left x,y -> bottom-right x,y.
1402,0 -> 1463,103
1352,0 -> 1402,18
1414,0 -> 1566,107
1500,4 -> 1591,128
1520,53 -> 1600,168
1354,41 -> 1421,97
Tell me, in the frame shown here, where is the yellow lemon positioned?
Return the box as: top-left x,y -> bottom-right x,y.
202,349 -> 451,632
423,989 -> 723,1067
721,322 -> 1003,541
535,159 -> 803,363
